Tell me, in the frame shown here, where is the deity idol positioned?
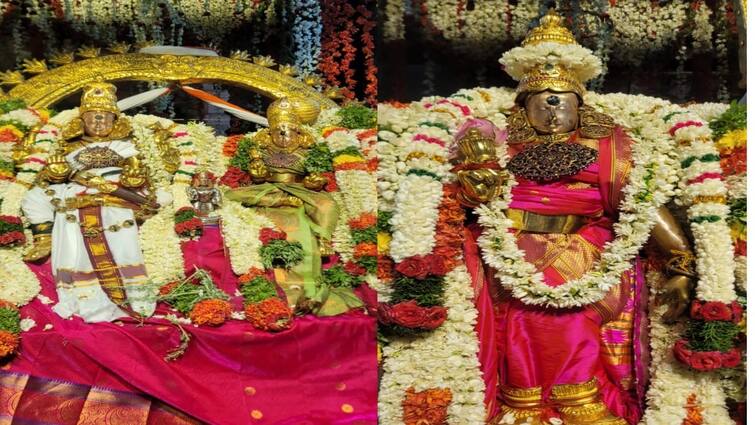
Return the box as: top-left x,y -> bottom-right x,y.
21,82 -> 166,323
454,12 -> 695,425
225,97 -> 362,315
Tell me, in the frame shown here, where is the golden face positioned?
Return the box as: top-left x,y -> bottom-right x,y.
524,91 -> 579,135
81,111 -> 117,138
270,122 -> 305,150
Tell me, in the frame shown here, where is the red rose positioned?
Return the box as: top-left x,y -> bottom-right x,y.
0,215 -> 22,225
700,301 -> 732,321
377,257 -> 394,280
259,228 -> 287,245
689,300 -> 704,320
730,301 -> 743,323
673,339 -> 693,365
344,261 -> 367,276
689,351 -> 723,371
377,302 -> 396,325
219,166 -> 251,188
396,256 -> 429,279
721,348 -> 742,368
176,206 -> 195,215
421,306 -> 448,329
390,301 -> 427,328
425,254 -> 447,276
0,231 -> 24,246
322,172 -> 338,192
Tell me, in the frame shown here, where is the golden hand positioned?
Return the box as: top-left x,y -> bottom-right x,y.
303,173 -> 328,190
44,152 -> 71,182
658,274 -> 692,324
457,168 -> 506,207
248,159 -> 270,181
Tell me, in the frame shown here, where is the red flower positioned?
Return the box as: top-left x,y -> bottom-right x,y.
175,206 -> 195,215
721,348 -> 742,368
0,231 -> 25,246
377,257 -> 394,280
219,166 -> 251,188
0,215 -> 22,225
174,218 -> 203,237
347,213 -> 377,230
395,256 -> 430,279
0,329 -> 19,358
690,300 -> 703,320
322,172 -> 338,192
673,339 -> 693,365
700,301 -> 732,321
731,301 -> 744,323
159,281 -> 179,296
259,228 -> 287,245
395,254 -> 447,279
378,300 -> 448,330
689,351 -> 723,371
344,261 -> 367,276
239,267 -> 267,284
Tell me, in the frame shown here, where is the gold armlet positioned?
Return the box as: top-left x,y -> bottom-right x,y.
665,249 -> 696,278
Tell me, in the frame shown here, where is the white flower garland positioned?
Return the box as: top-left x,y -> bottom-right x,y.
138,207 -> 184,284
218,201 -> 274,275
0,246 -> 40,305
500,42 -> 603,82
382,0 -> 406,42
388,174 -> 443,262
641,271 -> 734,425
378,265 -> 486,424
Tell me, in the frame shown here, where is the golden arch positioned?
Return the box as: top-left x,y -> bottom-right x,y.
6,53 -> 337,110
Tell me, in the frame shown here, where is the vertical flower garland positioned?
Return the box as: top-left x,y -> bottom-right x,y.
356,4 -> 378,105
319,0 -> 358,99
285,0 -> 322,76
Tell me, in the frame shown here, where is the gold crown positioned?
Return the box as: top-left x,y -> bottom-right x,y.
522,9 -> 577,46
516,62 -> 585,103
267,97 -> 320,127
80,82 -> 119,115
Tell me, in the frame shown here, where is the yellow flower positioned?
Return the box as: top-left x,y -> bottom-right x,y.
731,222 -> 746,241
377,232 -> 391,254
333,154 -> 365,166
716,128 -> 746,153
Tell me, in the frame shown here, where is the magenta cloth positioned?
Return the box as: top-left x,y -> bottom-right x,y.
11,225 -> 377,425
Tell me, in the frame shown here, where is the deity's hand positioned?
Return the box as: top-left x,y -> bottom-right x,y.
120,157 -> 147,188
659,274 -> 692,324
457,168 -> 506,207
248,159 -> 270,181
303,173 -> 327,191
23,234 -> 52,262
43,152 -> 71,183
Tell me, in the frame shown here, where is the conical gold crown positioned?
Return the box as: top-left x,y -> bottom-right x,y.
80,82 -> 119,115
522,9 -> 578,46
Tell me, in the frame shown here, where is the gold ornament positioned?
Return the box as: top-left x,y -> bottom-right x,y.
49,51 -> 75,66
76,46 -> 101,59
267,97 -> 320,126
253,55 -> 276,67
7,54 -> 335,111
517,62 -> 585,101
107,42 -> 132,54
278,65 -> 298,77
578,105 -> 615,139
21,59 -> 48,75
522,9 -> 578,46
454,128 -> 498,164
229,50 -> 251,62
505,108 -> 538,144
79,82 -> 119,115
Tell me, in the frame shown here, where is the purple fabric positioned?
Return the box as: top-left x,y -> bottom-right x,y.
11,225 -> 377,425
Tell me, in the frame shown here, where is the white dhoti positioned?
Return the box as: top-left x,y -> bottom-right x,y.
21,140 -> 162,323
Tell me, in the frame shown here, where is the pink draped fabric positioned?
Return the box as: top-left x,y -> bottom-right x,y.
9,225 -> 377,425
463,125 -> 643,424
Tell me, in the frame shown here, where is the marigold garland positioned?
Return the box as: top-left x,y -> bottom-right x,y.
244,298 -> 293,332
188,299 -> 232,326
402,387 -> 452,425
0,329 -> 19,358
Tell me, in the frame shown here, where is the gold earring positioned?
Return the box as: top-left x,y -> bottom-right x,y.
506,107 -> 537,144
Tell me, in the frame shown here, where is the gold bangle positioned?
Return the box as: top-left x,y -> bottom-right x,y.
665,249 -> 696,278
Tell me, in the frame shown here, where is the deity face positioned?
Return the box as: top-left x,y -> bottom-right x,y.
81,111 -> 117,138
270,122 -> 305,150
524,91 -> 579,135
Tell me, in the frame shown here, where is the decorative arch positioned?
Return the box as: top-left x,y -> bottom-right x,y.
4,54 -> 337,110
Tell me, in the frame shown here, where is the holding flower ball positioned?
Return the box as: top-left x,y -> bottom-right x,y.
189,299 -> 232,327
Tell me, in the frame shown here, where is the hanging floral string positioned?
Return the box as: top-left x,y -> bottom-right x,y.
285,0 -> 322,76
356,3 -> 377,105
319,0 -> 358,99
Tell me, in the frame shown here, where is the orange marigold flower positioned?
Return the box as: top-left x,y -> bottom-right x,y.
402,387 -> 452,425
222,135 -> 245,157
0,299 -> 18,312
387,100 -> 409,109
354,242 -> 378,258
322,127 -> 348,138
356,128 -> 377,140
239,268 -> 267,284
348,213 -> 377,230
334,162 -> 369,172
245,298 -> 292,332
0,329 -> 19,358
377,257 -> 394,280
683,394 -> 704,425
367,157 -> 379,171
189,299 -> 232,326
159,281 -> 179,296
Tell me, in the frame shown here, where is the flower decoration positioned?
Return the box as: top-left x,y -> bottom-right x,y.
378,300 -> 447,332
0,215 -> 25,247
174,207 -> 204,239
189,298 -> 232,326
402,387 -> 452,425
0,299 -> 20,359
258,229 -> 304,270
244,298 -> 293,332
